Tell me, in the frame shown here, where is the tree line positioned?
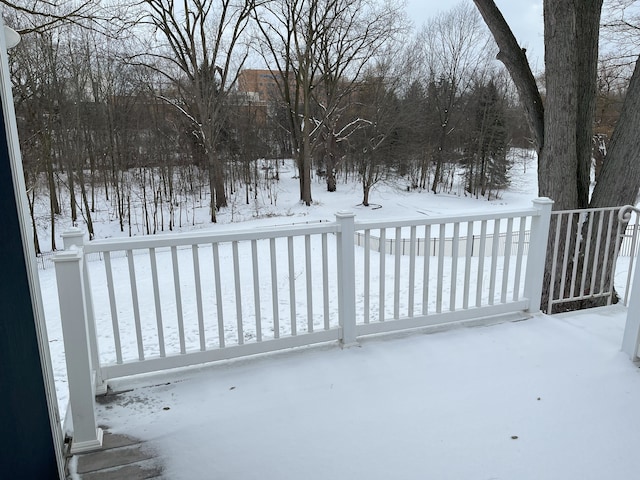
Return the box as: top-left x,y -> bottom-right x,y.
7,1 -> 526,252
3,0 -> 629,261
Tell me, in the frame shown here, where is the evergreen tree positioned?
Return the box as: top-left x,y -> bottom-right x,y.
463,80 -> 509,199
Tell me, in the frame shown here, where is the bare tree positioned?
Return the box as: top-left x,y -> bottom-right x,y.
419,3 -> 494,194
255,0 -> 405,203
253,0 -> 330,206
1,1 -> 136,35
353,73 -> 398,207
10,29 -> 63,251
312,0 -> 405,192
140,0 -> 257,221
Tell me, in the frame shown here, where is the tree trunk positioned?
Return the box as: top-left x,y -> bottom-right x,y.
325,131 -> 338,192
473,0 -> 631,312
77,166 -> 94,240
46,157 -> 60,215
207,162 -> 217,223
50,191 -> 56,252
591,56 -> 640,209
540,0 -> 578,211
300,115 -> 313,206
431,150 -> 443,194
26,178 -> 41,255
362,183 -> 370,207
212,154 -> 227,210
67,152 -> 77,224
575,0 -> 604,209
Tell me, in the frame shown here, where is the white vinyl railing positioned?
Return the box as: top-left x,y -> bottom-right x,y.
545,205 -> 640,312
354,230 -> 532,257
55,198 -> 556,452
36,215 -> 640,271
622,206 -> 640,361
617,206 -> 640,305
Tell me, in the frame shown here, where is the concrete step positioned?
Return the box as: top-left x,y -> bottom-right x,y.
68,431 -> 163,479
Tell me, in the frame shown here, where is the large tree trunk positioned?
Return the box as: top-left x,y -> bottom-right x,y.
591,57 -> 640,209
473,0 -> 640,311
577,56 -> 640,307
540,0 -> 579,211
575,0 -> 604,209
540,0 -> 601,310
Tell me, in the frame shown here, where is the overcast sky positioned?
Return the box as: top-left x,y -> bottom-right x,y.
404,0 -> 544,71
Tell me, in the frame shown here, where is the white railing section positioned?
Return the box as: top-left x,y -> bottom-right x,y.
354,230 -> 532,257
37,217 -> 640,272
545,205 -> 640,312
53,198 -> 554,451
351,203 -> 549,337
622,207 -> 640,361
616,206 -> 640,305
83,222 -> 347,379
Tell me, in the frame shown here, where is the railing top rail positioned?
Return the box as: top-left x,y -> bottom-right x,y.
83,221 -> 340,254
618,205 -> 640,223
355,207 -> 538,231
551,205 -> 624,216
82,201 -> 550,254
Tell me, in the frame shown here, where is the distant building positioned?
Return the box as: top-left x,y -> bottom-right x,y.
237,69 -> 282,104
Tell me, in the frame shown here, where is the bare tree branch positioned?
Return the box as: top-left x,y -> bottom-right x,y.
472,0 -> 544,153
2,0 -> 141,36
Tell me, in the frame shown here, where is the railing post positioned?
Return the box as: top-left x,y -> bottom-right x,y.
622,257 -> 640,360
52,247 -> 103,453
61,227 -> 84,250
61,229 -> 106,394
336,211 -> 357,346
524,197 -> 554,313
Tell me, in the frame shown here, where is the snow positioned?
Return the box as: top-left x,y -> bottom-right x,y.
37,151 -> 640,478
41,153 -> 538,416
96,305 -> 640,479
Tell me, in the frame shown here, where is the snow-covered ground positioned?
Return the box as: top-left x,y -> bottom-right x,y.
38,152 -> 640,478
93,305 -> 638,480
40,152 -> 541,418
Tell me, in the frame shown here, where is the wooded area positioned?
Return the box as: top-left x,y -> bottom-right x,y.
2,0 -> 632,262
6,1 -> 533,253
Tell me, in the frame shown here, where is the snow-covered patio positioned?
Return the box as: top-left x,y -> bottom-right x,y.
72,304 -> 640,479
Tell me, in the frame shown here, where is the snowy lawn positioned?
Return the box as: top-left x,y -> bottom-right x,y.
40,152 -> 640,478
83,304 -> 640,480
41,152 -> 542,418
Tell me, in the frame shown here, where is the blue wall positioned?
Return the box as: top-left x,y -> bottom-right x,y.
0,95 -> 60,477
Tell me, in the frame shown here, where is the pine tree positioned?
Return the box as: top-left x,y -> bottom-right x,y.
463,80 -> 509,199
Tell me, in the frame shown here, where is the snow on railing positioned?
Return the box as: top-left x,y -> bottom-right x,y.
53,198 -> 554,452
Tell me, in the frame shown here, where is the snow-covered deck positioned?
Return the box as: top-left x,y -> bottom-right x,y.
69,304 -> 640,479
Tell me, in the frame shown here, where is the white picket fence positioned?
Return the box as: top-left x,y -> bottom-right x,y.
54,198 -> 558,452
